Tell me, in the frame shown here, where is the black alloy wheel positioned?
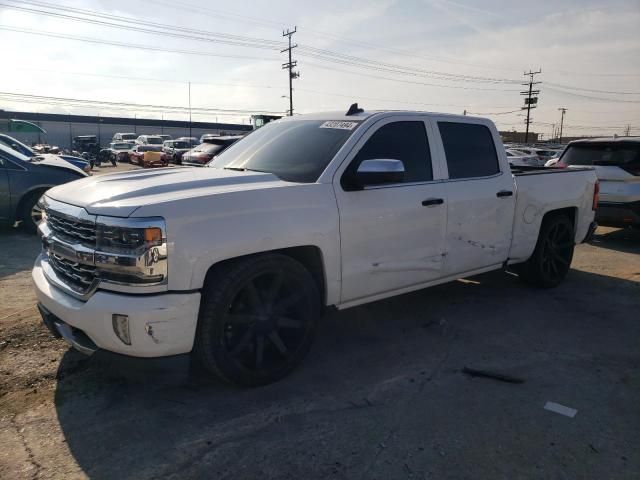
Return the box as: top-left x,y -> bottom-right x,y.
195,254 -> 320,386
519,215 -> 575,288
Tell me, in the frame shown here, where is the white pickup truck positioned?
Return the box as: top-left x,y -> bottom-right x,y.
33,108 -> 599,386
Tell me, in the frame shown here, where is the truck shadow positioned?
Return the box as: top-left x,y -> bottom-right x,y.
588,226 -> 640,254
53,266 -> 640,479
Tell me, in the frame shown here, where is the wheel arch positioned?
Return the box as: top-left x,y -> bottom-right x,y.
14,186 -> 51,221
540,206 -> 577,232
201,246 -> 328,306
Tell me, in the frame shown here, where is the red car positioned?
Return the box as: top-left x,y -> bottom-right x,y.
129,145 -> 168,168
181,136 -> 241,166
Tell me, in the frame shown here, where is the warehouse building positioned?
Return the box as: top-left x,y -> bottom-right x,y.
0,110 -> 253,149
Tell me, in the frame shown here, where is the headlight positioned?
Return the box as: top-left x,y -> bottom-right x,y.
95,217 -> 167,287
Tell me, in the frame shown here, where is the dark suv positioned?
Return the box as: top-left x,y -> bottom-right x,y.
0,143 -> 87,232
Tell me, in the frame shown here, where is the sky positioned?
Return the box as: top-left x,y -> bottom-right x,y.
1,0 -> 639,138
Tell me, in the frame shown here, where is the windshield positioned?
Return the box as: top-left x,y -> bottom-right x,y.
139,146 -> 161,152
121,134 -> 136,140
112,143 -> 130,150
561,143 -> 640,166
173,141 -> 190,148
209,120 -> 359,182
0,142 -> 30,162
146,137 -> 163,145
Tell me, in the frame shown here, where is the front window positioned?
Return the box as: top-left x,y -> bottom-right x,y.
146,137 -> 163,145
121,134 -> 137,141
173,141 -> 190,149
209,120 -> 359,183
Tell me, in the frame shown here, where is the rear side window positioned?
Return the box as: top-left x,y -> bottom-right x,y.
349,121 -> 432,183
561,143 -> 640,167
438,122 -> 500,179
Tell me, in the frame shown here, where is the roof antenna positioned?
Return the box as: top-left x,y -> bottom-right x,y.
345,103 -> 364,116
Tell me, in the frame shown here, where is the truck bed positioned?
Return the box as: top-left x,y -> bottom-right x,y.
510,165 -> 594,176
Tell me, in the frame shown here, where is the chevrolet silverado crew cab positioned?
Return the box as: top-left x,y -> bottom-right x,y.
33,108 -> 599,386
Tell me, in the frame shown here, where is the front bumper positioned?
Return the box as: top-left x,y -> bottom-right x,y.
596,201 -> 640,227
33,255 -> 201,358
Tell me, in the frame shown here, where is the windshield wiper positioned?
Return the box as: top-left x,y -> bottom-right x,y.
223,166 -> 266,173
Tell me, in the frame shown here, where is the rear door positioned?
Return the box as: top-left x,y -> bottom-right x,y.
429,118 -> 516,276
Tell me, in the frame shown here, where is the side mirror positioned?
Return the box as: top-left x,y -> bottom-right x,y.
354,159 -> 405,187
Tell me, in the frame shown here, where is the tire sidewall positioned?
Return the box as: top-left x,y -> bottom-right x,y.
196,255 -> 320,386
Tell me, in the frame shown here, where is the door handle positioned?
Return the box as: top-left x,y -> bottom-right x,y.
496,190 -> 513,198
422,198 -> 444,206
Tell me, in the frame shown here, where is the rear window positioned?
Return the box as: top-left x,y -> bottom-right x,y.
146,137 -> 163,145
561,143 -> 640,166
438,122 -> 500,179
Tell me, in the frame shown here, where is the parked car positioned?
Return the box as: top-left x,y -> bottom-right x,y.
0,134 -> 90,173
73,135 -> 100,160
135,135 -> 164,146
0,143 -> 87,233
33,108 -> 598,386
549,137 -> 639,228
505,148 -> 539,167
112,132 -> 138,142
163,140 -> 191,164
182,136 -> 241,166
107,142 -> 135,163
512,147 -> 560,166
129,145 -> 167,168
32,144 -> 61,154
178,136 -> 199,147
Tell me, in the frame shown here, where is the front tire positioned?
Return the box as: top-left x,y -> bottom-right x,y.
195,254 -> 321,386
21,191 -> 44,234
519,215 -> 575,288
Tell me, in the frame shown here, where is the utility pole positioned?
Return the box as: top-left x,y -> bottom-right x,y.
558,107 -> 567,144
281,27 -> 299,116
188,82 -> 192,138
624,124 -> 631,136
521,69 -> 541,144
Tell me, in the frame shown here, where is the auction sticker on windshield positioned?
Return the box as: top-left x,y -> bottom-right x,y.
320,121 -> 359,130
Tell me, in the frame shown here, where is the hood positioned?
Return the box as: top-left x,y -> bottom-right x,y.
45,166 -> 287,217
32,154 -> 86,176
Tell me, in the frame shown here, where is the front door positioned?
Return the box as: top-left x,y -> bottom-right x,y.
334,117 -> 447,304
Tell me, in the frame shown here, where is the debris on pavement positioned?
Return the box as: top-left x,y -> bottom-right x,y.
544,401 -> 578,418
462,367 -> 525,384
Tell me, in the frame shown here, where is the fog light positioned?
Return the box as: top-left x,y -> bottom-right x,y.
112,314 -> 131,345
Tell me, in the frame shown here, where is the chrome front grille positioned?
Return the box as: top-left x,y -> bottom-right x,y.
47,210 -> 97,246
48,252 -> 97,295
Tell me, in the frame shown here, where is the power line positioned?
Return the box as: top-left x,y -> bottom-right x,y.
2,0 -> 522,86
545,82 -> 640,96
0,26 -> 278,61
545,86 -> 640,104
1,0 -> 284,50
303,61 -> 521,92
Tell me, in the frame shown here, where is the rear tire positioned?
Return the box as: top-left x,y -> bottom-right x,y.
195,254 -> 321,386
519,215 -> 575,288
